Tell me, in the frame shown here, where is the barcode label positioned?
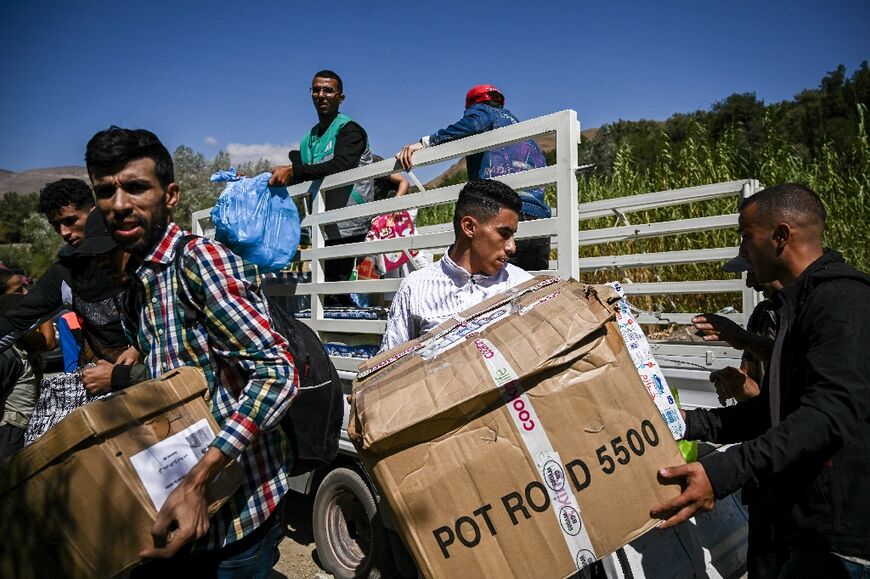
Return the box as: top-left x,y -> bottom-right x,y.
185,426 -> 213,457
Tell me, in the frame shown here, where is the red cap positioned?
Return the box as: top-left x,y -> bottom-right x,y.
465,84 -> 504,108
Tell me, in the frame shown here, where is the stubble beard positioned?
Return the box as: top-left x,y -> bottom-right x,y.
117,205 -> 170,257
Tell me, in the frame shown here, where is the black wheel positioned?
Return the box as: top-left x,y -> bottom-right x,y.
313,466 -> 395,579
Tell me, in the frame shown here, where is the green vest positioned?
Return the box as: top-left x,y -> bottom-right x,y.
300,113 -> 353,165
300,113 -> 373,238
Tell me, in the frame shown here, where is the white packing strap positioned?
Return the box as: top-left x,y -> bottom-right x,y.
517,289 -> 561,315
607,282 -> 685,439
357,277 -> 561,380
405,169 -> 428,193
422,285 -> 563,361
472,337 -> 597,570
420,304 -> 512,360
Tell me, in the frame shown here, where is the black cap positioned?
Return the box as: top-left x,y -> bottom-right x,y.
70,210 -> 117,256
721,255 -> 750,273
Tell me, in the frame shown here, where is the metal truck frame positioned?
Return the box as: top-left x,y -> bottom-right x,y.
193,109 -> 754,578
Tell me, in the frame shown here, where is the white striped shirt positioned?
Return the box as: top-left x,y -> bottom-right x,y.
380,251 -> 533,352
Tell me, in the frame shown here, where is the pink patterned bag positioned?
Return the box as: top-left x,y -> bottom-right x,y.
365,210 -> 419,274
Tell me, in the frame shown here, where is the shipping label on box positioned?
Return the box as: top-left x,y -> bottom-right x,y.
350,278 -> 685,579
130,417 -> 215,511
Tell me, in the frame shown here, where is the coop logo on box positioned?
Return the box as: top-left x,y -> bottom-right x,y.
559,506 -> 582,536
575,549 -> 596,569
473,339 -> 495,359
542,460 -> 565,491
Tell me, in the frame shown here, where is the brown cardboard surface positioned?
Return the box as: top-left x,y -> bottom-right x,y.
0,367 -> 243,579
350,278 -> 684,579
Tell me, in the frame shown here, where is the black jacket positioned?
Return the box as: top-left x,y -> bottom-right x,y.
0,258 -> 145,390
686,250 -> 870,558
0,348 -> 23,397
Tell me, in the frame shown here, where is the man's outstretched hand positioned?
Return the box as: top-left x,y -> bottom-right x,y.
269,165 -> 294,187
692,313 -> 748,349
650,462 -> 716,529
710,365 -> 761,405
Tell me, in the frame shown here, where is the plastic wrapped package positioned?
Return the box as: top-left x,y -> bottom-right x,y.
210,170 -> 301,272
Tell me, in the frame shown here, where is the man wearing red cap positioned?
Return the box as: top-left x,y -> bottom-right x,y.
397,84 -> 551,271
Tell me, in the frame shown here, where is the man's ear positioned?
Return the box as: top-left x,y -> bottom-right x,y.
164,183 -> 180,211
773,222 -> 791,252
339,92 -> 346,105
459,215 -> 478,240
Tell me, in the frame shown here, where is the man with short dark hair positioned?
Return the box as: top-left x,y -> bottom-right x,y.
693,260 -> 781,406
396,84 -> 552,271
37,178 -> 94,248
270,70 -> 373,289
86,126 -> 296,577
651,183 -> 870,576
380,179 -> 532,351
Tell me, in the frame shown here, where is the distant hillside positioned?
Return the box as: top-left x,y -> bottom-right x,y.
0,166 -> 89,197
424,128 -> 598,188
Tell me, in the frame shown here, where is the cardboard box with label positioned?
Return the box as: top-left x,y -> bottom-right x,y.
349,277 -> 685,579
0,366 -> 243,579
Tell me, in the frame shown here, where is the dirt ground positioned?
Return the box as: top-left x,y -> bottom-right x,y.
271,490 -> 332,579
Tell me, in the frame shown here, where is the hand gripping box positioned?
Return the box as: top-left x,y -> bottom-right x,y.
349,277 -> 685,579
0,366 -> 243,579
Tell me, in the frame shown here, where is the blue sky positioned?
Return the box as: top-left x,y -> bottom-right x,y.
1,0 -> 867,180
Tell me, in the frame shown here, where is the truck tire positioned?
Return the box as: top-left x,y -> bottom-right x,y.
313,467 -> 395,579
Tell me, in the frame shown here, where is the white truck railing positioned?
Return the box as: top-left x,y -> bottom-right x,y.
192,109 -> 760,408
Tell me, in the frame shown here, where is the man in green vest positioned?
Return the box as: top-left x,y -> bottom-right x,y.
270,70 -> 373,294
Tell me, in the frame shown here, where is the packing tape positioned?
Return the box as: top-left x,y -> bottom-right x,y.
357,277 -> 562,380
608,283 -> 685,440
473,337 -> 598,570
418,284 -> 564,362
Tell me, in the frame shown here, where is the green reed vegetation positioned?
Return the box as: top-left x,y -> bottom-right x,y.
416,104 -> 869,318
575,105 -> 869,315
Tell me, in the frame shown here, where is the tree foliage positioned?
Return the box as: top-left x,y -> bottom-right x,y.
580,62 -> 870,178
0,192 -> 38,244
171,146 -> 278,229
575,103 -> 870,298
172,145 -> 220,230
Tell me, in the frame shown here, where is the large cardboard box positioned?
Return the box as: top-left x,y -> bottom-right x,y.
0,367 -> 243,579
350,278 -> 685,578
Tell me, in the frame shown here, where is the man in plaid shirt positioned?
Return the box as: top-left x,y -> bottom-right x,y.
85,126 -> 297,577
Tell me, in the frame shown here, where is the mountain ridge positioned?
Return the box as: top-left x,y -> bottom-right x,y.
0,166 -> 89,197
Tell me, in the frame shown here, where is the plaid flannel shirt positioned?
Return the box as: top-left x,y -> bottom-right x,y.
132,223 -> 297,550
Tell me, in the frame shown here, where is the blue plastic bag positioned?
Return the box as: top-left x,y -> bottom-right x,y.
210,170 -> 301,272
